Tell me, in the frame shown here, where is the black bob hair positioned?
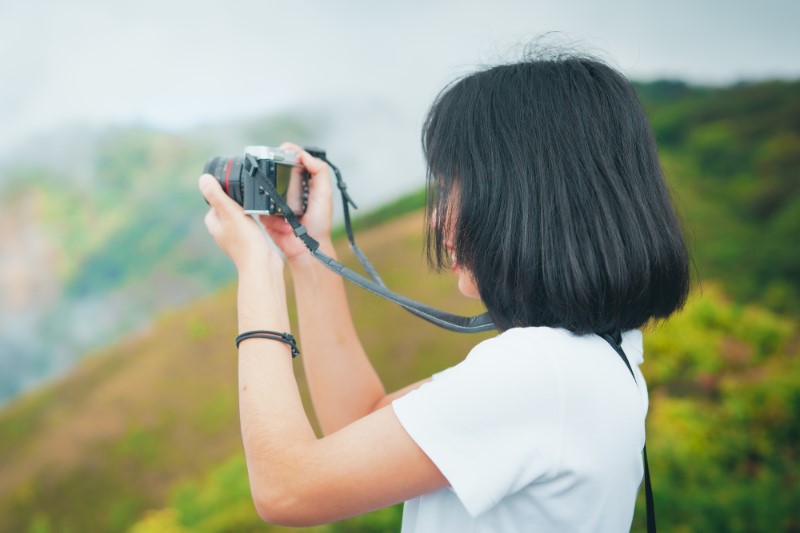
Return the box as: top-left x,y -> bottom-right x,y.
423,53 -> 690,334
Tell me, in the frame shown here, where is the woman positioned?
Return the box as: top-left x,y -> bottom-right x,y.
199,53 -> 689,532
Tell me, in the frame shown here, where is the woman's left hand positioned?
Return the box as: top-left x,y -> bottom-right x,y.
199,174 -> 281,271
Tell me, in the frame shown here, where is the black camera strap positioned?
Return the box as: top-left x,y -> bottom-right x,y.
305,149 -> 385,285
243,153 -> 496,333
600,332 -> 656,533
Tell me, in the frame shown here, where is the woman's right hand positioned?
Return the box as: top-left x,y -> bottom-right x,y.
260,142 -> 334,263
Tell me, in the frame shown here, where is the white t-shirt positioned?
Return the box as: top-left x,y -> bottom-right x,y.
391,327 -> 647,533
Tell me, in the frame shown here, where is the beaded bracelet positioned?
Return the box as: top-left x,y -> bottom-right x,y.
235,330 -> 300,358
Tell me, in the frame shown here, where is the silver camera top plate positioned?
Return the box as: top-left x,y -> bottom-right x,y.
244,146 -> 300,166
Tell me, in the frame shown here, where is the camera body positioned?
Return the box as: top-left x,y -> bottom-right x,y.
203,146 -> 310,216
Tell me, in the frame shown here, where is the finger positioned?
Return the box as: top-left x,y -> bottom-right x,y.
298,151 -> 328,175
204,208 -> 221,236
279,142 -> 334,207
279,142 -> 327,175
261,215 -> 294,235
306,162 -> 332,201
281,147 -> 333,195
199,174 -> 241,218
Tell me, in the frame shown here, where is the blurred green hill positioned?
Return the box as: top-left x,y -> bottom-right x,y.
0,78 -> 798,532
638,79 -> 800,313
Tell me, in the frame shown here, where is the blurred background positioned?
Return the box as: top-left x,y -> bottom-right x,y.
1,0 -> 798,531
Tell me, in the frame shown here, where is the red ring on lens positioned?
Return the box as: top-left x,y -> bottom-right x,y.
224,158 -> 233,193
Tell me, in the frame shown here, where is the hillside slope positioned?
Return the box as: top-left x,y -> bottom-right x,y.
3,210 -> 799,533
0,209 -> 489,532
129,283 -> 800,533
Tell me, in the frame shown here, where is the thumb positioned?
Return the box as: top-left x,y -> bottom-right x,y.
199,174 -> 239,216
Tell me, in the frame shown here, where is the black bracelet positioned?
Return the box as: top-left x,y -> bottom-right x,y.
235,330 -> 300,358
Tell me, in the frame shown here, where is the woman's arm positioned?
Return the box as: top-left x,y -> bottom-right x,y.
200,174 -> 448,526
287,243 -> 387,435
237,261 -> 446,526
259,143 -> 393,435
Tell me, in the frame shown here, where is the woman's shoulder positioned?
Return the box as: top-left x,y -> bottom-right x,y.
446,327 -> 575,384
468,326 -> 587,360
463,326 -> 644,369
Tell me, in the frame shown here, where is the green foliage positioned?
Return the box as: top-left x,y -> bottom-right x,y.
635,80 -> 800,315
636,286 -> 800,532
129,454 -> 403,533
130,455 -> 257,533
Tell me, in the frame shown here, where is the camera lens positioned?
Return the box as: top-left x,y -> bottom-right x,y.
203,156 -> 245,206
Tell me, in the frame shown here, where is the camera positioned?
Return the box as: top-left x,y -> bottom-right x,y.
203,146 -> 310,216
201,145 -> 493,333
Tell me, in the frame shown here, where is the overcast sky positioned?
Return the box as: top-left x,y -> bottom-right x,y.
1,0 -> 798,162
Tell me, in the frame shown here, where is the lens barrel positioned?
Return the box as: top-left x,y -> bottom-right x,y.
203,156 -> 245,206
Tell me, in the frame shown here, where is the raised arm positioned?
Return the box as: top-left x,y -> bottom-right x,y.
261,144 -> 387,435
199,173 -> 447,526
287,242 -> 387,434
